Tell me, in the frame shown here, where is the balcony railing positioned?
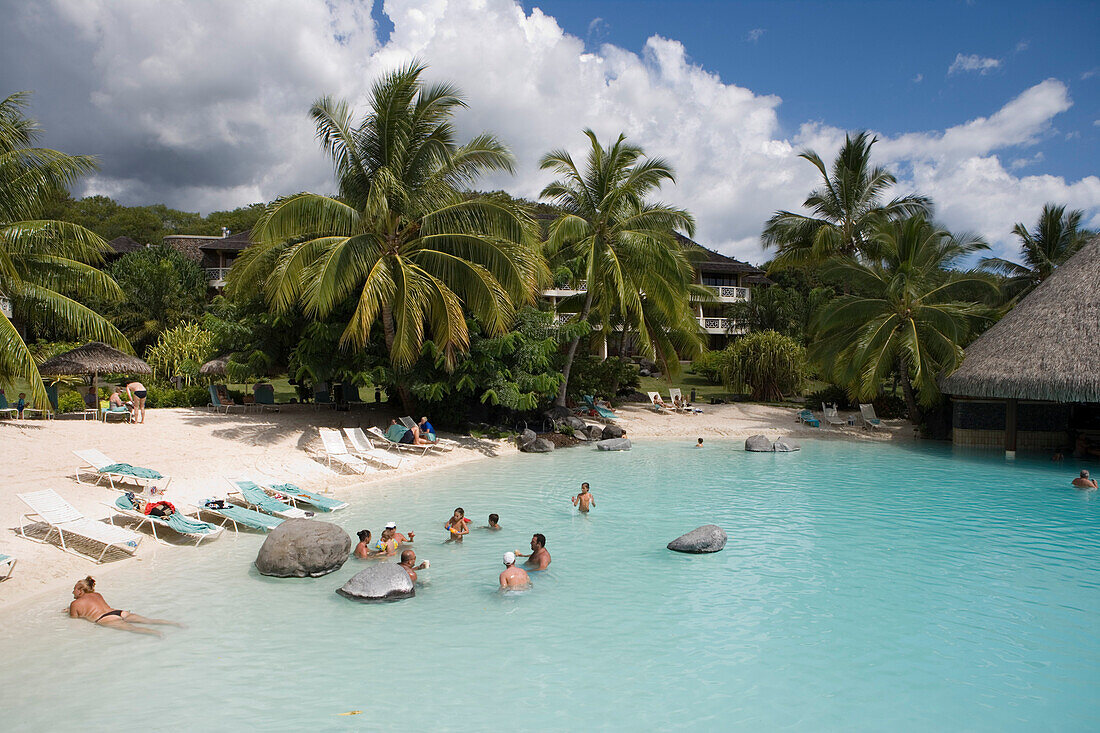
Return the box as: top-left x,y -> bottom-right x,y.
205,267 -> 231,284
542,280 -> 587,296
706,285 -> 750,301
699,316 -> 747,333
0,295 -> 11,319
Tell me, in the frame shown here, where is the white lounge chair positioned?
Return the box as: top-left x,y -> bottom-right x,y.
821,403 -> 846,428
18,489 -> 143,563
344,428 -> 405,469
318,428 -> 374,474
399,416 -> 456,451
104,495 -> 224,546
225,478 -> 318,519
0,553 -> 15,581
860,403 -> 884,431
366,425 -> 432,456
668,388 -> 701,414
647,391 -> 671,413
73,449 -> 172,493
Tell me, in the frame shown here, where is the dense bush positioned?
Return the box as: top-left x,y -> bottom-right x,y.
57,391 -> 87,413
723,330 -> 807,402
567,355 -> 640,401
872,393 -> 908,419
690,350 -> 726,385
805,384 -> 853,411
145,323 -> 216,386
145,385 -> 210,408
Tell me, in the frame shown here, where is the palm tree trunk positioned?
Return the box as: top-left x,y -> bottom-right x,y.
381,302 -> 415,414
897,357 -> 922,425
555,289 -> 595,407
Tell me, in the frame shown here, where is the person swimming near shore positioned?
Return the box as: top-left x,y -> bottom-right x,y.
69,577 -> 180,637
444,507 -> 470,542
483,513 -> 501,530
386,521 -> 414,545
695,438 -> 704,448
399,550 -> 429,582
571,483 -> 595,513
499,552 -> 530,589
515,533 -> 550,570
1072,470 -> 1098,490
373,527 -> 401,555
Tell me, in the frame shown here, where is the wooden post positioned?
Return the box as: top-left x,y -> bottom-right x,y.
1005,398 -> 1018,457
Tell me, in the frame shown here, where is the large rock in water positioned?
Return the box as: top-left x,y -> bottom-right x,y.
516,429 -> 537,449
337,563 -> 415,602
596,437 -> 632,451
772,437 -> 801,452
601,424 -> 624,440
255,519 -> 352,578
745,434 -> 773,452
526,437 -> 555,453
667,525 -> 727,554
563,415 -> 587,431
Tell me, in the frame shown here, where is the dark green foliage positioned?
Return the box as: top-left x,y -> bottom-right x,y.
690,350 -> 726,385
724,286 -> 835,343
804,384 -> 854,411
144,385 -> 212,408
204,295 -> 304,382
104,245 -> 206,349
57,390 -> 86,413
43,194 -> 265,243
872,393 -> 908,419
723,330 -> 807,401
566,356 -> 640,401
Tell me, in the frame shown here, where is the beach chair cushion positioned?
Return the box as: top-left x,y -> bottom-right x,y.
99,463 -> 164,480
206,504 -> 283,531
269,483 -> 347,511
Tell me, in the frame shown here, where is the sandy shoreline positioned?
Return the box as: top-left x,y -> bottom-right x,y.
0,401 -> 907,614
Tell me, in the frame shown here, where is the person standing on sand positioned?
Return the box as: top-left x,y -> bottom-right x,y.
516,533 -> 550,570
398,550 -> 428,582
499,552 -> 530,589
125,380 -> 147,424
571,483 -> 595,512
69,577 -> 180,637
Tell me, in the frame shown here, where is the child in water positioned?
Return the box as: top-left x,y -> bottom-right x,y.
444,507 -> 470,541
571,483 -> 595,512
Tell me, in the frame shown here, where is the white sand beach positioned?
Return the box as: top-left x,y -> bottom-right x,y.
0,402 -> 906,613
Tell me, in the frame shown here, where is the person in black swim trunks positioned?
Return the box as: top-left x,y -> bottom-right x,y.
125,381 -> 148,424
69,576 -> 180,636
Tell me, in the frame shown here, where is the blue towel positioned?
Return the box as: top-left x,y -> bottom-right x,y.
269,483 -> 345,511
100,463 -> 162,479
165,513 -> 218,535
211,505 -> 283,531
234,481 -> 294,515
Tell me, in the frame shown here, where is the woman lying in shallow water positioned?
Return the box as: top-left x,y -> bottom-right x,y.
69,576 -> 181,637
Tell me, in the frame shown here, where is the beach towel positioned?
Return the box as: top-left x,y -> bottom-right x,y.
166,512 -> 219,534
236,481 -> 293,514
99,463 -> 163,480
385,423 -> 409,443
269,483 -> 346,512
213,505 -> 283,530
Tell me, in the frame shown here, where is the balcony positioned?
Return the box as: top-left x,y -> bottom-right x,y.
0,295 -> 11,319
205,267 -> 231,287
699,316 -> 747,335
706,285 -> 750,302
542,280 -> 587,297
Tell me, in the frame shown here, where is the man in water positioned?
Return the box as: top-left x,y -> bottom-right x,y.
1072,470 -> 1098,489
398,550 -> 428,582
695,438 -> 704,448
69,576 -> 179,637
483,513 -> 501,530
373,527 -> 400,555
571,483 -> 595,512
516,533 -> 551,570
386,521 -> 414,545
499,552 -> 530,589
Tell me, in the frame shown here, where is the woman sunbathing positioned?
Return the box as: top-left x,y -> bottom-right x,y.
69,576 -> 181,637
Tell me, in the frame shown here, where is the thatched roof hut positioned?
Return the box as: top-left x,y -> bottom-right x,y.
38,342 -> 151,377
941,234 -> 1100,402
199,355 -> 229,376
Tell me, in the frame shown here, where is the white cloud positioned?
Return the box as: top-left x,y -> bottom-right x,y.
948,53 -> 1002,76
912,73 -> 923,83
1015,40 -> 1029,52
746,28 -> 765,42
2,0 -> 1097,265
1082,69 -> 1098,80
1010,152 -> 1044,170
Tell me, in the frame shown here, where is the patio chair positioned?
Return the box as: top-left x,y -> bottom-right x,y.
207,385 -> 243,414
253,383 -> 279,412
0,391 -> 17,419
263,481 -> 348,512
344,427 -> 405,469
313,382 -> 335,410
225,478 -> 318,519
647,391 -> 671,413
318,428 -> 375,473
196,501 -> 283,534
365,425 -> 432,456
399,416 -> 455,451
859,403 -> 884,431
0,553 -> 15,581
582,395 -> 617,421
796,409 -> 820,427
73,449 -> 172,493
18,489 -> 143,563
668,388 -> 702,414
105,494 -> 223,546
821,403 -> 846,428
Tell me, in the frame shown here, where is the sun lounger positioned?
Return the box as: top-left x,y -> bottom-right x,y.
253,383 -> 279,412
668,388 -> 702,414
207,385 -> 243,414
226,478 -> 318,519
264,482 -> 348,511
582,395 -> 618,421
822,403 -> 846,428
797,409 -> 820,427
647,391 -> 671,413
344,428 -> 405,468
318,428 -> 375,473
398,416 -> 455,451
0,553 -> 15,581
18,489 -> 143,563
106,494 -> 223,545
365,425 -> 432,455
0,392 -> 18,419
196,502 -> 284,533
73,449 -> 171,493
859,403 -> 883,431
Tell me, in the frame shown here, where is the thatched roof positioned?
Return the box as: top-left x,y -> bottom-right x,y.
941,234 -> 1100,403
107,236 -> 145,255
199,355 -> 229,375
38,342 -> 151,376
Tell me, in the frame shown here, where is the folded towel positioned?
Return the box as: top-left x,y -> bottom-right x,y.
269,483 -> 345,511
99,463 -> 163,479
165,513 -> 218,534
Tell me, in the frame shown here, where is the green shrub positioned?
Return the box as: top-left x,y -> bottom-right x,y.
57,391 -> 87,413
145,385 -> 210,408
567,356 -> 640,401
723,330 -> 807,402
557,423 -> 575,437
690,350 -> 727,385
873,393 -> 908,419
805,384 -> 853,411
145,323 -> 216,386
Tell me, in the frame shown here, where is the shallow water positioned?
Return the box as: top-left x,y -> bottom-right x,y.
3,439 -> 1098,731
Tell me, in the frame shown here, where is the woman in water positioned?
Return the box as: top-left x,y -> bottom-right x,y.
69,577 -> 180,636
353,530 -> 374,558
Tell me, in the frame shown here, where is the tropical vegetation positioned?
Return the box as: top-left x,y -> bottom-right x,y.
980,203 -> 1088,301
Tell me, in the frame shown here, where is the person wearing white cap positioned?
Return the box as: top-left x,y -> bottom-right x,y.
499,551 -> 530,589
385,521 -> 414,546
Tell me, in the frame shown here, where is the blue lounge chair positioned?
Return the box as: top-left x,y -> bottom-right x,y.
208,385 -> 243,414
267,482 -> 348,512
0,392 -> 17,419
797,409 -> 820,427
107,495 -> 223,545
583,395 -> 617,421
198,502 -> 283,533
252,383 -> 279,412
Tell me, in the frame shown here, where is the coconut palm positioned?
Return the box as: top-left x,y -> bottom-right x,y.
810,216 -> 994,423
980,203 -> 1086,300
236,62 -> 544,411
0,92 -> 129,408
762,131 -> 932,267
539,130 -> 704,406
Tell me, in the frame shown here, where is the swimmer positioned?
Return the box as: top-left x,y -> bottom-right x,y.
372,527 -> 400,555
483,513 -> 501,530
353,529 -> 374,558
385,521 -> 414,545
398,550 -> 428,582
444,507 -> 469,542
695,438 -> 704,448
69,576 -> 180,637
515,533 -> 550,570
499,552 -> 530,589
1072,469 -> 1098,490
571,483 -> 595,513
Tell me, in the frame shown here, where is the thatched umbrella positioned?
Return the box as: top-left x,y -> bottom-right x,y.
199,355 -> 229,376
38,342 -> 152,401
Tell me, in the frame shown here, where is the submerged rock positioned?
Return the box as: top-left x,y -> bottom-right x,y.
337,563 -> 415,602
772,437 -> 801,452
255,519 -> 352,578
596,437 -> 632,451
601,424 -> 624,440
744,434 -> 773,452
667,525 -> 727,554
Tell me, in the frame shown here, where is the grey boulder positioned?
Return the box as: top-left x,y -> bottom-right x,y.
525,437 -> 555,453
255,519 -> 352,578
516,429 -> 537,449
563,415 -> 587,431
544,405 -> 573,421
601,424 -> 624,440
772,437 -> 801,452
581,425 -> 605,441
337,563 -> 415,602
596,437 -> 632,451
667,525 -> 727,554
745,434 -> 773,452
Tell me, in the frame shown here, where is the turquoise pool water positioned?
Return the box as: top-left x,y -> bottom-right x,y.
2,439 -> 1098,731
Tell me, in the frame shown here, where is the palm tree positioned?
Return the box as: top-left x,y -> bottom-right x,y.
539,130 -> 704,406
762,131 -> 932,267
810,216 -> 994,423
236,62 -> 544,411
980,203 -> 1086,300
0,92 -> 129,408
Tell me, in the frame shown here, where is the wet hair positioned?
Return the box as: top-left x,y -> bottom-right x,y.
357,529 -> 371,542
76,576 -> 96,592
581,482 -> 589,490
488,513 -> 499,523
532,533 -> 546,548
400,550 -> 415,564
454,507 -> 464,517
698,438 -> 704,444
